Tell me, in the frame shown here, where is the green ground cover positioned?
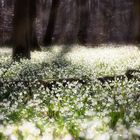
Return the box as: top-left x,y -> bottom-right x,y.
0,45 -> 140,140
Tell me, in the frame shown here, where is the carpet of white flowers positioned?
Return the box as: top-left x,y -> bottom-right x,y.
0,45 -> 140,140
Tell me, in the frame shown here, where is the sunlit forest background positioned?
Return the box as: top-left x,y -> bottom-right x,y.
0,0 -> 140,140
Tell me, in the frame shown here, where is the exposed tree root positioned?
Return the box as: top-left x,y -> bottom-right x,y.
0,69 -> 140,102
0,69 -> 140,89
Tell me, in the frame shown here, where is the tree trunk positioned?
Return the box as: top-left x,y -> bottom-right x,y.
0,0 -> 3,45
30,18 -> 41,51
13,0 -> 40,60
76,0 -> 89,45
29,0 -> 41,51
43,0 -> 60,46
133,0 -> 140,43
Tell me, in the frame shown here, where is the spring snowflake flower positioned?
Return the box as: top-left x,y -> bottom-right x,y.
19,122 -> 40,136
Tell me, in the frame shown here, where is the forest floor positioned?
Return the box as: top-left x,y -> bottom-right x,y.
0,44 -> 140,140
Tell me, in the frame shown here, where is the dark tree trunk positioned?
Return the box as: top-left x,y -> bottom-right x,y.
13,0 -> 40,60
13,0 -> 31,59
76,0 -> 89,45
29,0 -> 41,51
30,23 -> 40,51
43,0 -> 60,46
133,0 -> 140,43
0,0 -> 3,45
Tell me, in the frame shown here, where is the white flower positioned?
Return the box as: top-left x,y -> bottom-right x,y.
10,134 -> 18,140
131,127 -> 140,137
62,134 -> 73,140
4,125 -> 14,136
95,132 -> 110,140
19,122 -> 40,136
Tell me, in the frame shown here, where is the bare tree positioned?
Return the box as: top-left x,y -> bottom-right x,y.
13,0 -> 40,60
76,0 -> 90,45
43,0 -> 60,46
133,0 -> 140,43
